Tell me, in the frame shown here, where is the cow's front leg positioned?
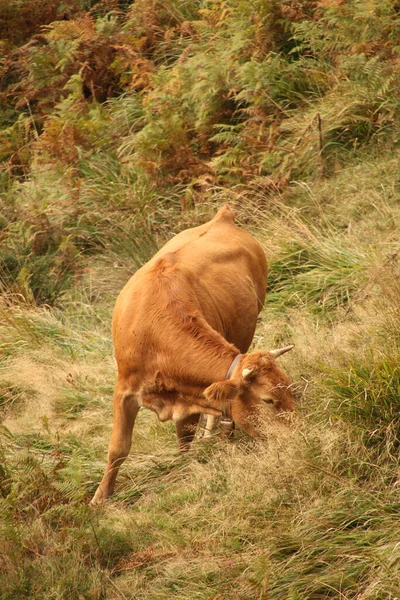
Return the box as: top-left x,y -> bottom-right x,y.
91,379 -> 140,504
198,415 -> 217,439
175,414 -> 200,451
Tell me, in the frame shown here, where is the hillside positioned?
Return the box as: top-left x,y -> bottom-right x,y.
1,1 -> 400,598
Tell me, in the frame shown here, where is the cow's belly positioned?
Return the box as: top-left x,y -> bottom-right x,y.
139,393 -> 220,422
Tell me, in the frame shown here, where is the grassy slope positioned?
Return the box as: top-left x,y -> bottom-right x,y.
1,1 -> 400,599
1,155 -> 400,599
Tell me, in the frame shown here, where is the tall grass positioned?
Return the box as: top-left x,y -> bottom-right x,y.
267,233 -> 369,314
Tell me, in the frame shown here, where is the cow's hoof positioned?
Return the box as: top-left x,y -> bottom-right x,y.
90,488 -> 107,505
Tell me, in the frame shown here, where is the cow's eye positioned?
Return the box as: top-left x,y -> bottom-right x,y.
263,398 -> 274,405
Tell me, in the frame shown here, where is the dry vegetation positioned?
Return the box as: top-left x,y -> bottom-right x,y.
1,1 -> 400,598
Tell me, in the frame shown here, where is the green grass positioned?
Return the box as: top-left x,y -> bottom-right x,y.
324,354 -> 400,453
267,234 -> 369,314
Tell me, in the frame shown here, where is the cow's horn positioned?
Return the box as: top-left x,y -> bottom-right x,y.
269,345 -> 294,358
242,368 -> 254,379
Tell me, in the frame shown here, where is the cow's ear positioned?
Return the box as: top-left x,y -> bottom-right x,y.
204,380 -> 240,402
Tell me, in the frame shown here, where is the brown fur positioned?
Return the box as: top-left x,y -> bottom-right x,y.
91,205 -> 295,503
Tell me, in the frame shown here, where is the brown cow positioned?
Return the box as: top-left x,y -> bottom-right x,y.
91,204 -> 295,503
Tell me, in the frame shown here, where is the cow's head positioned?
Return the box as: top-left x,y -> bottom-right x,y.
204,346 -> 296,437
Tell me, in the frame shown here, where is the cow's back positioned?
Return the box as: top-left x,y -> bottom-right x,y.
114,205 -> 267,360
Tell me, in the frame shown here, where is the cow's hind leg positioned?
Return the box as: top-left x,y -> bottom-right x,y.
91,380 -> 140,504
176,414 -> 200,451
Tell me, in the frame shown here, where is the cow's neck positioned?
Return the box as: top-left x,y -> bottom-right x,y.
140,282 -> 242,394
180,343 -> 239,392
153,319 -> 240,395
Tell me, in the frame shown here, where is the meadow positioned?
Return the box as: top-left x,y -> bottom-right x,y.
1,1 -> 400,598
